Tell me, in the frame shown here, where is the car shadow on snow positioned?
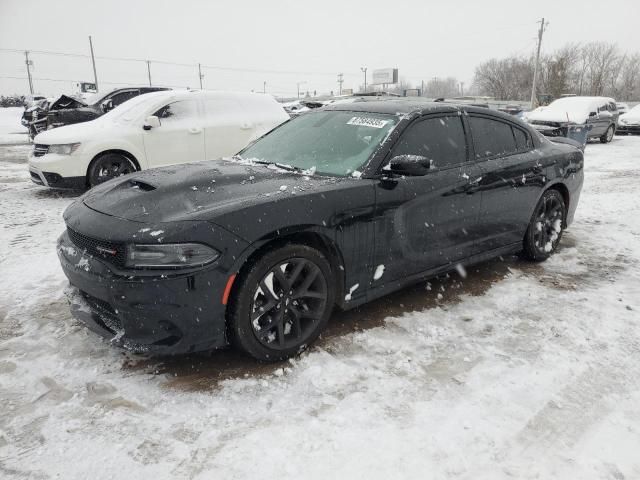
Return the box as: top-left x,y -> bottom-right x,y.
123,243 -> 582,392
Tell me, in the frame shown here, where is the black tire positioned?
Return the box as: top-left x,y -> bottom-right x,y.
523,189 -> 566,262
600,124 -> 615,143
88,152 -> 137,187
228,244 -> 335,361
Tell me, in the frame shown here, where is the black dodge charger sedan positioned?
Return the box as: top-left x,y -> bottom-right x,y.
58,100 -> 584,361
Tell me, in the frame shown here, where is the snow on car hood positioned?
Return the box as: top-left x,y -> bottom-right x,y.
81,159 -> 337,224
33,117 -> 116,144
527,97 -> 605,124
620,106 -> 640,124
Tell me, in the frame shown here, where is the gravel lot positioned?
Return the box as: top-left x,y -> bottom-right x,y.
1,109 -> 639,479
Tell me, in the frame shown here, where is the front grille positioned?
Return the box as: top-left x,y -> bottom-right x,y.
80,290 -> 123,334
67,227 -> 127,268
33,144 -> 49,157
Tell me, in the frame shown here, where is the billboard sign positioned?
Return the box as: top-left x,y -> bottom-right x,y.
372,68 -> 398,85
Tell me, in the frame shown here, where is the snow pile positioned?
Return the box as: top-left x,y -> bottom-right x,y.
0,107 -> 28,145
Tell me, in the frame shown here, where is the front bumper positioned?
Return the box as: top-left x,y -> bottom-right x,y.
28,150 -> 90,188
29,166 -> 85,189
616,124 -> 640,135
57,230 -> 230,355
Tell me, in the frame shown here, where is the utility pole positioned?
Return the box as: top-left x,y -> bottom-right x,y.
460,81 -> 464,96
88,35 -> 99,92
146,60 -> 152,86
24,51 -> 34,94
198,63 -> 204,89
360,67 -> 367,92
530,18 -> 547,109
296,81 -> 306,99
263,81 -> 266,94
421,79 -> 424,96
337,73 -> 344,95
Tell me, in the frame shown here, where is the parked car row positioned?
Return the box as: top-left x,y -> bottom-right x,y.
28,92 -> 586,361
525,96 -> 620,145
21,87 -> 169,140
28,90 -> 288,189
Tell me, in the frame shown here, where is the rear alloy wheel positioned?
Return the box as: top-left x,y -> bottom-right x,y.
600,124 -> 615,143
88,153 -> 137,187
229,244 -> 335,361
523,189 -> 566,261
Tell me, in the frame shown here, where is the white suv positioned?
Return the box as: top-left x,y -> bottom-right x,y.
28,90 -> 289,189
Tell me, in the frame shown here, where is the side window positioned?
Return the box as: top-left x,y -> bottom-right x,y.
469,116 -> 518,159
391,115 -> 467,169
153,100 -> 198,123
513,127 -> 531,151
204,97 -> 242,116
109,90 -> 139,107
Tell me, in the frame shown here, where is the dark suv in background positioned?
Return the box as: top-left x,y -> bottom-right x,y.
46,87 -> 170,130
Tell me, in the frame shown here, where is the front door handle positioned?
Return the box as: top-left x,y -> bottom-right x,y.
465,176 -> 482,194
188,127 -> 202,134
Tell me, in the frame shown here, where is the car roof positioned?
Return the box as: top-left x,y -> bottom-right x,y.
323,99 -> 517,120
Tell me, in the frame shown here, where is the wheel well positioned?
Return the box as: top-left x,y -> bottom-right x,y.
229,231 -> 346,309
86,149 -> 140,184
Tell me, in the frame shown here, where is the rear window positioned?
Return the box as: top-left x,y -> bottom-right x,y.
469,116 -> 518,159
513,127 -> 531,151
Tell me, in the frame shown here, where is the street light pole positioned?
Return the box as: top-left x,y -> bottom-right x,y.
198,63 -> 204,89
360,67 -> 367,92
263,81 -> 266,94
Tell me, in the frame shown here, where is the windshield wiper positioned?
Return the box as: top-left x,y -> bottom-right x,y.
274,162 -> 304,173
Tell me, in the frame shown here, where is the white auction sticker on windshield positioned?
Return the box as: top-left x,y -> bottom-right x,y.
346,116 -> 389,128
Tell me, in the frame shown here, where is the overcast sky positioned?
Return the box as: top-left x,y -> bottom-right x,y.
1,0 -> 638,98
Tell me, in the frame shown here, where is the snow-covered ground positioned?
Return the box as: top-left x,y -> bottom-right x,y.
1,136 -> 639,479
0,108 -> 28,146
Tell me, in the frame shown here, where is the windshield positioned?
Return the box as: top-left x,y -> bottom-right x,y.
239,110 -> 398,177
103,93 -> 165,124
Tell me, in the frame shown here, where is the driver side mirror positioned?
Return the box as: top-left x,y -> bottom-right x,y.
387,154 -> 433,176
588,111 -> 597,118
101,99 -> 114,113
143,115 -> 161,131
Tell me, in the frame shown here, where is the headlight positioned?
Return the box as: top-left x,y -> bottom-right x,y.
619,118 -> 627,124
125,243 -> 220,269
48,143 -> 81,155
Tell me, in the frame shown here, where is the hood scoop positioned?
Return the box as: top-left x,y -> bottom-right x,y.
127,179 -> 157,191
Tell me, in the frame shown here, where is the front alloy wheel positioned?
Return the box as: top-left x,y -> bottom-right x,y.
88,153 -> 136,187
600,125 -> 615,143
229,245 -> 335,361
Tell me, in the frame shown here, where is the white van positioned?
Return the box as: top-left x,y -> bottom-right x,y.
28,90 -> 289,189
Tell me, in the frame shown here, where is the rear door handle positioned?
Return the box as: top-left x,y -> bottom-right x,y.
188,127 -> 202,134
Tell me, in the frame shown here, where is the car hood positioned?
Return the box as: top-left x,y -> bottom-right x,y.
620,112 -> 640,123
81,159 -> 340,224
34,117 -> 115,144
526,107 -> 590,124
49,94 -> 87,110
